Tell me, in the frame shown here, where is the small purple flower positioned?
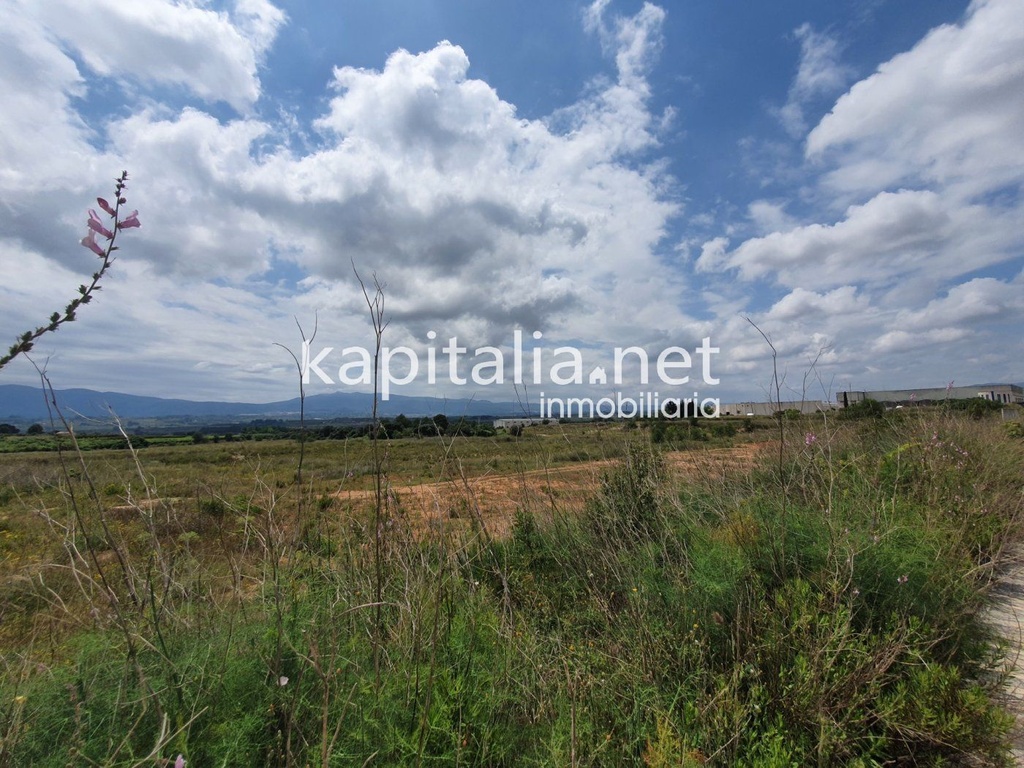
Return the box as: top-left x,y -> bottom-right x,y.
175,756 -> 186,768
80,230 -> 106,257
117,210 -> 141,229
87,209 -> 114,240
97,197 -> 116,217
804,432 -> 817,446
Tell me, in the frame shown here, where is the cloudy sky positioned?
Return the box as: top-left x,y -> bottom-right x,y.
1,0 -> 1021,406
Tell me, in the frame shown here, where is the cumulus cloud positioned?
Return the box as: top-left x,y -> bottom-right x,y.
5,0 -> 1021,402
896,276 -> 1024,331
695,0 -> 1024,391
0,0 -> 699,399
807,0 -> 1024,198
13,0 -> 284,113
0,11 -> 96,191
700,189 -> 1016,290
766,286 -> 868,322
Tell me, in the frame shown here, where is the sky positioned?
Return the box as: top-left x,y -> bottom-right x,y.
0,0 -> 1022,407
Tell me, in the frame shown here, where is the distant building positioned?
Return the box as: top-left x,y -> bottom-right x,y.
839,383 -> 1023,408
720,400 -> 836,417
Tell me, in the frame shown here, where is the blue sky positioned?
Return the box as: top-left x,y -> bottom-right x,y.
1,0 -> 1021,406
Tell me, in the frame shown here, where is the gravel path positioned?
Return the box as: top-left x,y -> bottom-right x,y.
989,546 -> 1024,762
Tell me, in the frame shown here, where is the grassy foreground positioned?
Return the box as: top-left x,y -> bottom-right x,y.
0,411 -> 1022,766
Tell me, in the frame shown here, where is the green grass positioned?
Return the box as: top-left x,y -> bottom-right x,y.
0,411 -> 1021,765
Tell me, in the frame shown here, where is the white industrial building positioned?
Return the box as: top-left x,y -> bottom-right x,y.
839,383 -> 1023,408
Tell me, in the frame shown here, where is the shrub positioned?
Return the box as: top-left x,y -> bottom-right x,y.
840,398 -> 885,419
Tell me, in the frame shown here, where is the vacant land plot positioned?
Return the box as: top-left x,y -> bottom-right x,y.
2,413 -> 1022,766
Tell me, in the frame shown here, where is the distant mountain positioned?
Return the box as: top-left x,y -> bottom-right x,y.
0,384 -> 538,425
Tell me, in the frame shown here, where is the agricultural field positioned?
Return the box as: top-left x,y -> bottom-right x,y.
0,410 -> 1022,765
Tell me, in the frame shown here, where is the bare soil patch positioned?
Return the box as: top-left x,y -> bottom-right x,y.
334,442 -> 767,538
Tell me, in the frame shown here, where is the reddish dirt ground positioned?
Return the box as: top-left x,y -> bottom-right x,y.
335,442 -> 767,538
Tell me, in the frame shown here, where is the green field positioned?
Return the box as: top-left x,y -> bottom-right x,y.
0,410 -> 1022,765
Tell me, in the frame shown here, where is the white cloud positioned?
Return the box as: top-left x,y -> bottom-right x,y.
747,200 -> 798,234
897,276 -> 1024,330
4,0 -> 1020,403
697,0 -> 1024,392
766,286 -> 867,322
583,1 -> 666,88
15,0 -> 284,113
0,11 -> 97,191
807,0 -> 1024,198
0,0 -> 286,283
233,0 -> 287,55
0,1 -> 698,399
777,25 -> 854,137
698,189 -> 1015,289
110,108 -> 277,278
872,327 -> 970,356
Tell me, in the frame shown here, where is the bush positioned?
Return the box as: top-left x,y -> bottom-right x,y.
840,398 -> 885,419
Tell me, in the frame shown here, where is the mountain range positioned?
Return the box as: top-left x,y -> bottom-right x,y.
0,384 -> 537,426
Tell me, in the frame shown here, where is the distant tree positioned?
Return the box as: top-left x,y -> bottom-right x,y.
0,424 -> 19,435
26,423 -> 44,435
432,414 -> 450,435
191,430 -> 205,444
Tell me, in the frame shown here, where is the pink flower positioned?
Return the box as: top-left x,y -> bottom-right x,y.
175,755 -> 186,768
804,432 -> 817,446
87,210 -> 114,240
80,230 -> 106,257
117,210 -> 141,229
97,197 -> 116,217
